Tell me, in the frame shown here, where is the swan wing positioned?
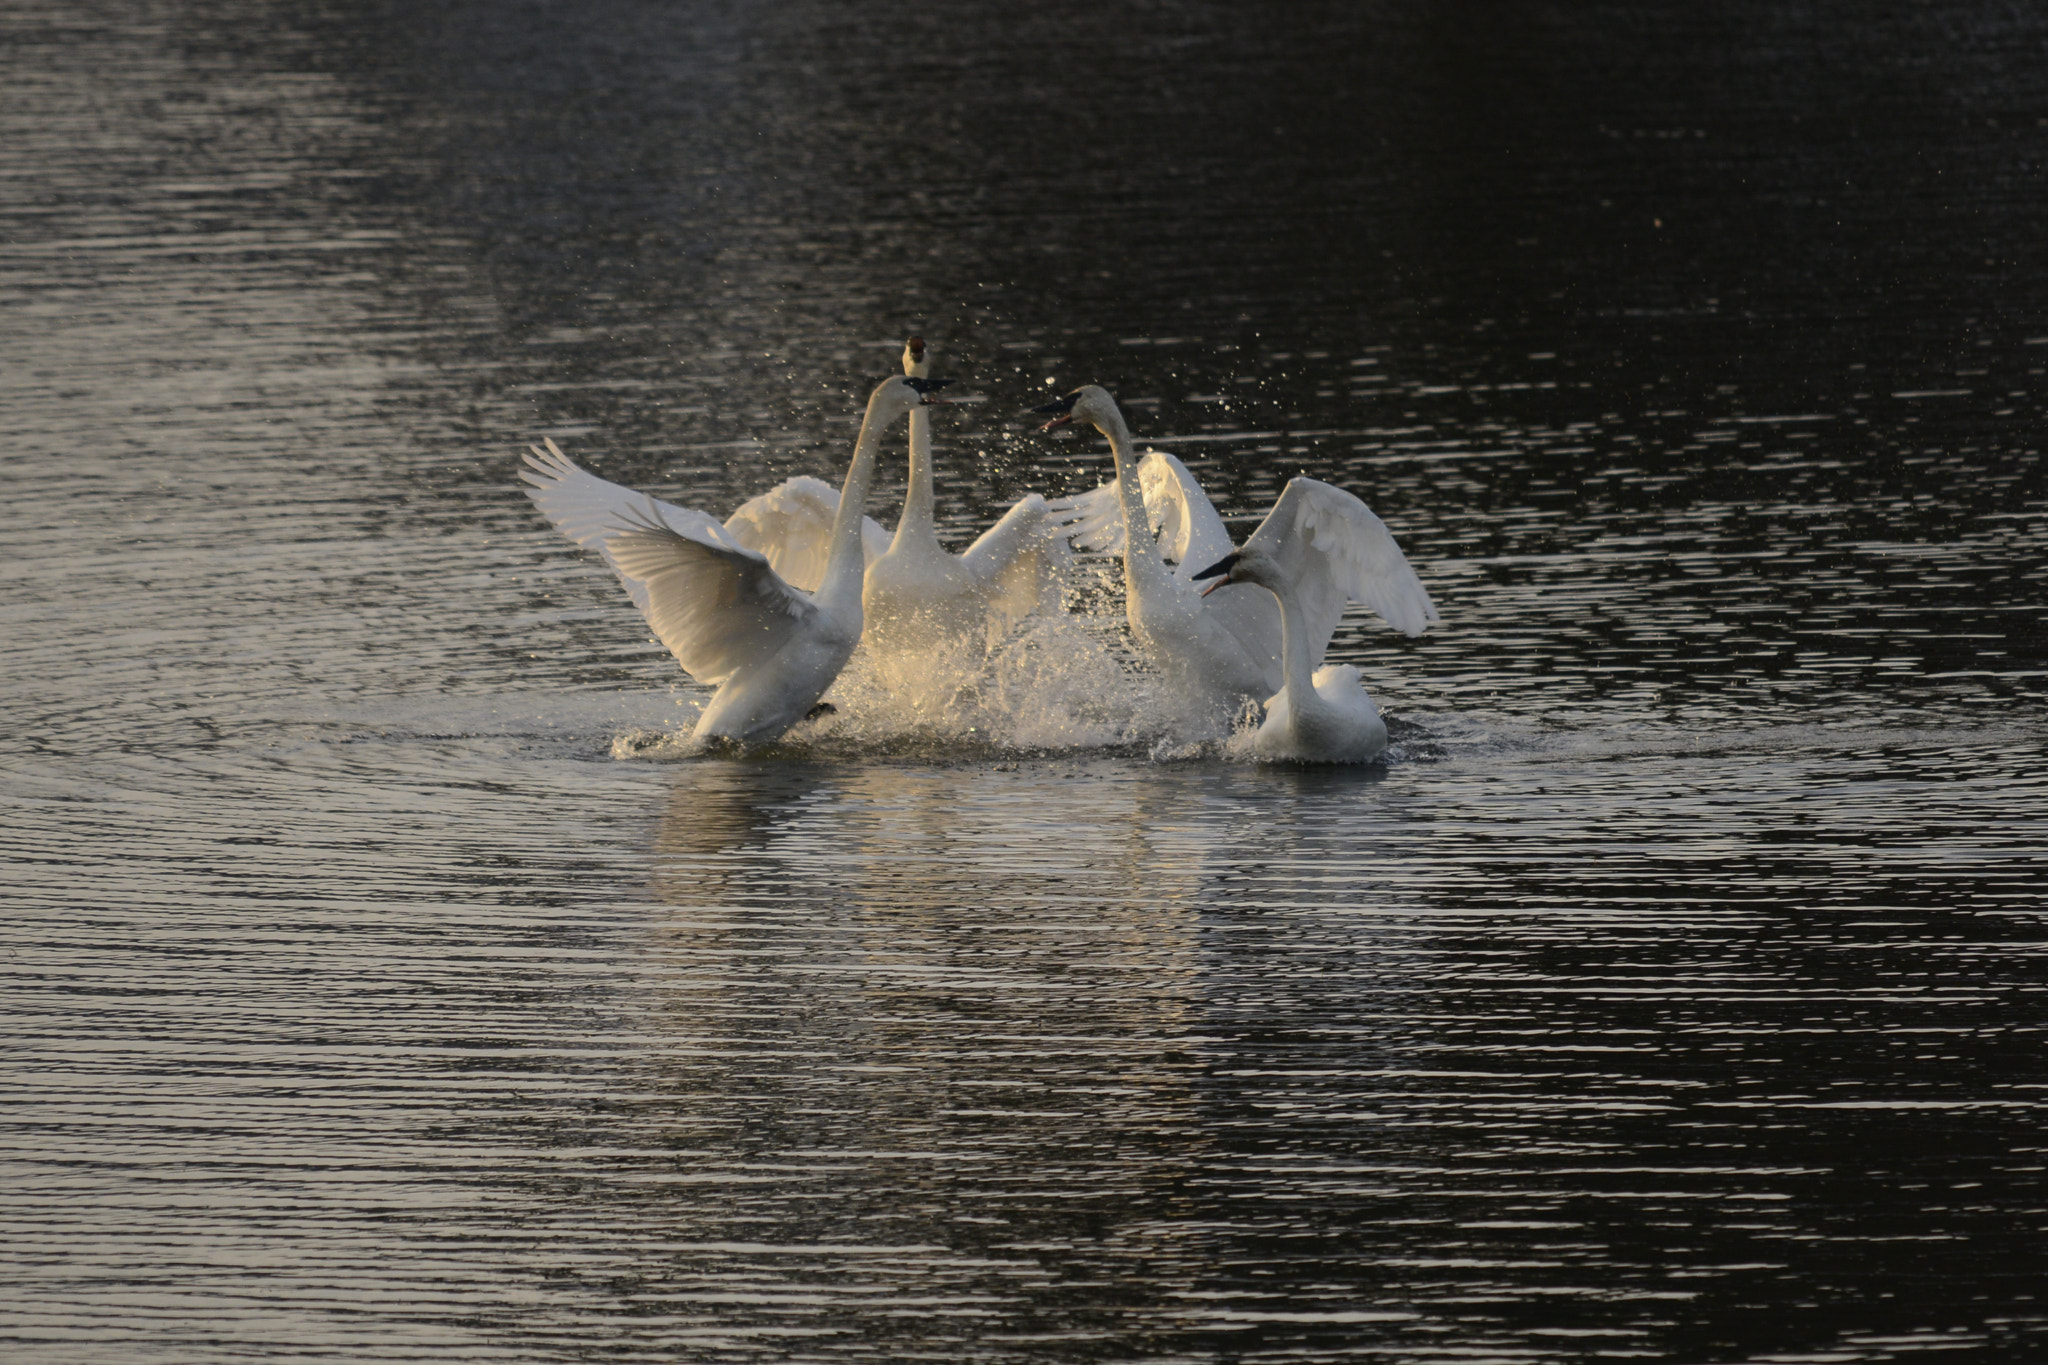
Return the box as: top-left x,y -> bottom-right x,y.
1048,450 -> 1230,576
520,438 -> 703,615
603,499 -> 819,687
963,492 -> 1076,626
1245,477 -> 1440,650
1136,450 -> 1236,580
1056,477 -> 1126,555
723,475 -> 890,594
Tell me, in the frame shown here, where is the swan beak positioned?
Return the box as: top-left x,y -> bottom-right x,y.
905,376 -> 954,404
1192,552 -> 1238,596
1031,393 -> 1079,432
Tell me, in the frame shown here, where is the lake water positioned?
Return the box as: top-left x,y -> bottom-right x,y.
4,1 -> 2045,1360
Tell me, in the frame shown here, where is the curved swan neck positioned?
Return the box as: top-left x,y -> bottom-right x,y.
1267,574 -> 1321,714
816,392 -> 895,616
890,405 -> 939,552
1094,404 -> 1170,592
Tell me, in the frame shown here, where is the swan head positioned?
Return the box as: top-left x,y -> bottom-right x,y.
1031,384 -> 1120,434
1191,548 -> 1277,597
901,335 -> 929,378
870,373 -> 952,418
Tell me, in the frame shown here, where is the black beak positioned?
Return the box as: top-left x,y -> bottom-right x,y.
904,376 -> 954,404
1031,392 -> 1079,432
1192,552 -> 1239,596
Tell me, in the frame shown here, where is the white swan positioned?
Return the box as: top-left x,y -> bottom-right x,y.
1039,387 -> 1437,717
1190,478 -> 1433,762
859,337 -> 1074,652
519,376 -> 940,746
1034,386 -> 1280,711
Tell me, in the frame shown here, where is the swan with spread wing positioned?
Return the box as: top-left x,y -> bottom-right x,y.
1190,478 -> 1435,762
519,375 -> 943,746
1037,385 -> 1437,728
860,337 -> 1075,652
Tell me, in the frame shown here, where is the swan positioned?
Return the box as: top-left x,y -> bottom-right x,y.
519,375 -> 942,746
1034,386 -> 1281,712
859,336 -> 1075,652
1190,478 -> 1432,762
1038,385 -> 1437,724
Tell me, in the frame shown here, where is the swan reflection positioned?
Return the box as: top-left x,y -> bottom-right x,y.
635,760 -> 1218,1244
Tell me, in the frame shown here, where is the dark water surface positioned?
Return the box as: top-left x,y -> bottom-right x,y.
4,1 -> 2046,1360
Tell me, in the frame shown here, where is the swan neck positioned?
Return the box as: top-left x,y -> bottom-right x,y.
891,405 -> 938,550
818,394 -> 891,615
1270,576 -> 1320,710
1097,407 -> 1167,587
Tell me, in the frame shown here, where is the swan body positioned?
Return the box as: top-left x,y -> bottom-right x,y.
520,376 -> 934,746
1192,477 -> 1439,763
1246,662 -> 1387,763
860,337 -> 1073,651
1035,387 -> 1280,712
1045,388 -> 1437,709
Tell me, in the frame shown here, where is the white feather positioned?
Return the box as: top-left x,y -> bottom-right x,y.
724,476 -> 891,595
602,499 -> 818,688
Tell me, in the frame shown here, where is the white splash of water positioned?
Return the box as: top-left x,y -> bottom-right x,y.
609,594 -> 1243,761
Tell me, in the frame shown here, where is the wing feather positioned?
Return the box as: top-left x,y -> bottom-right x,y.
1135,450 -> 1236,580
604,500 -> 818,686
520,441 -> 820,685
1050,449 -> 1232,579
1056,478 -> 1125,555
724,475 -> 889,594
1244,478 -> 1439,652
521,438 -> 713,615
963,493 -> 1076,628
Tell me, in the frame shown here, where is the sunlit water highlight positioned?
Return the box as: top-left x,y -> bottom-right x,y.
4,1 -> 2046,1361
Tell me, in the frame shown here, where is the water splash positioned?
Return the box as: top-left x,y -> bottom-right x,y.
607,594 -> 1258,761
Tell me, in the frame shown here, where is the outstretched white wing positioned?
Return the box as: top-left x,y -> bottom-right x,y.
521,440 -> 820,684
603,500 -> 818,687
723,476 -> 891,594
961,492 -> 1078,629
520,438 -> 704,615
1058,450 -> 1235,581
1243,477 -> 1439,661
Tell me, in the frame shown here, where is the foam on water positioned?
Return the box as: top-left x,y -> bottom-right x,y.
607,585 -> 1277,762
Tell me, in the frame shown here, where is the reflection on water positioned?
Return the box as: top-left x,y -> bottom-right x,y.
4,0 -> 2047,1360
426,748 -> 2044,1360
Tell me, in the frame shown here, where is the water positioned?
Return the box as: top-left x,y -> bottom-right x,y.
3,1 -> 2045,1360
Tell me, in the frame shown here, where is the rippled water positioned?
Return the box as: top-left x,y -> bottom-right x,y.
4,1 -> 2046,1360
